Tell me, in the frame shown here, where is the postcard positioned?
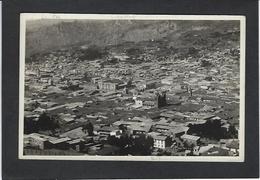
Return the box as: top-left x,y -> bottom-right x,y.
19,14 -> 245,161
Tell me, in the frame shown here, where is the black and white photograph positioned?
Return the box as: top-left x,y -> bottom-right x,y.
19,14 -> 245,161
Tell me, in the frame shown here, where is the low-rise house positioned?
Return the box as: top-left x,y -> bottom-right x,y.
95,126 -> 122,138
98,79 -> 124,92
193,144 -> 216,156
220,139 -> 239,154
33,107 -> 46,114
136,80 -> 156,91
48,137 -> 71,150
91,77 -> 102,84
201,146 -> 230,156
156,119 -> 169,126
129,124 -> 152,135
160,111 -> 186,121
65,102 -> 85,109
226,139 -> 239,154
67,138 -> 85,152
59,113 -> 76,124
24,133 -> 71,150
60,127 -> 87,139
169,126 -> 190,139
40,101 -> 58,109
113,118 -> 152,136
161,76 -> 174,85
154,124 -> 171,133
148,132 -> 172,149
133,91 -> 167,108
24,111 -> 40,121
24,133 -> 49,150
180,134 -> 200,146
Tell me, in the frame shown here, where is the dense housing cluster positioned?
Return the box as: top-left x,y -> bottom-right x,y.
24,25 -> 240,156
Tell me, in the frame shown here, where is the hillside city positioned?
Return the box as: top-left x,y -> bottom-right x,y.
24,22 -> 240,156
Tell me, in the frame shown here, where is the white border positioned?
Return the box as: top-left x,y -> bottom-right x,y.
19,14 -> 246,162
0,1 -> 2,177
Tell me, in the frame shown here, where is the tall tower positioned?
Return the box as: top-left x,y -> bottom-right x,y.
37,67 -> 40,78
155,91 -> 167,108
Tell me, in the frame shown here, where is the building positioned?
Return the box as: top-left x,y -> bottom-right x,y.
133,91 -> 167,108
148,132 -> 172,149
180,134 -> 200,146
129,124 -> 152,135
67,138 -> 85,152
154,124 -> 171,133
48,137 -> 71,150
155,91 -> 167,108
113,118 -> 152,136
95,126 -> 122,138
24,133 -> 71,150
24,133 -> 49,150
161,76 -> 174,85
91,77 -> 102,84
97,79 -> 124,92
169,126 -> 190,139
220,139 -> 239,154
136,80 -> 156,91
193,144 -> 215,156
201,146 -> 230,156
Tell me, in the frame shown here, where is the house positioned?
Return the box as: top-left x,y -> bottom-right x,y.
48,137 -> 71,150
97,79 -> 124,92
59,113 -> 76,124
193,144 -> 216,156
24,133 -> 49,150
67,138 -> 85,152
136,80 -> 156,91
95,126 -> 122,137
60,127 -> 87,139
91,77 -> 102,84
226,139 -> 239,154
129,124 -> 152,135
148,132 -> 172,149
40,101 -> 58,109
142,98 -> 157,108
24,133 -> 71,150
154,124 -> 171,133
160,111 -> 186,121
33,107 -> 46,114
113,118 -> 153,136
155,119 -> 170,127
201,146 -> 230,156
169,126 -> 189,139
133,91 -> 167,108
180,134 -> 200,146
220,139 -> 239,154
161,76 -> 174,85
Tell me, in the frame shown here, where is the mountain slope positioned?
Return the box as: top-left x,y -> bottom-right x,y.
25,20 -> 240,57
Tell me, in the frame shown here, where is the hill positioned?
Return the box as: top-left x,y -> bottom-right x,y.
25,19 -> 240,58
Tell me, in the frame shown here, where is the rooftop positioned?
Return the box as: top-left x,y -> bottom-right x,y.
181,134 -> 200,141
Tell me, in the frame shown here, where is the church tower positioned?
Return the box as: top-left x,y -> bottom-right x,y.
155,91 -> 167,108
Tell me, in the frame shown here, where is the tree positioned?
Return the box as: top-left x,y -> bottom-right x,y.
130,134 -> 154,155
79,46 -> 107,61
201,60 -> 212,67
226,125 -> 238,138
188,120 -> 224,140
82,121 -> 94,136
188,47 -> 199,56
24,117 -> 39,134
82,72 -> 92,82
107,134 -> 131,149
37,112 -> 60,131
119,124 -> 127,133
